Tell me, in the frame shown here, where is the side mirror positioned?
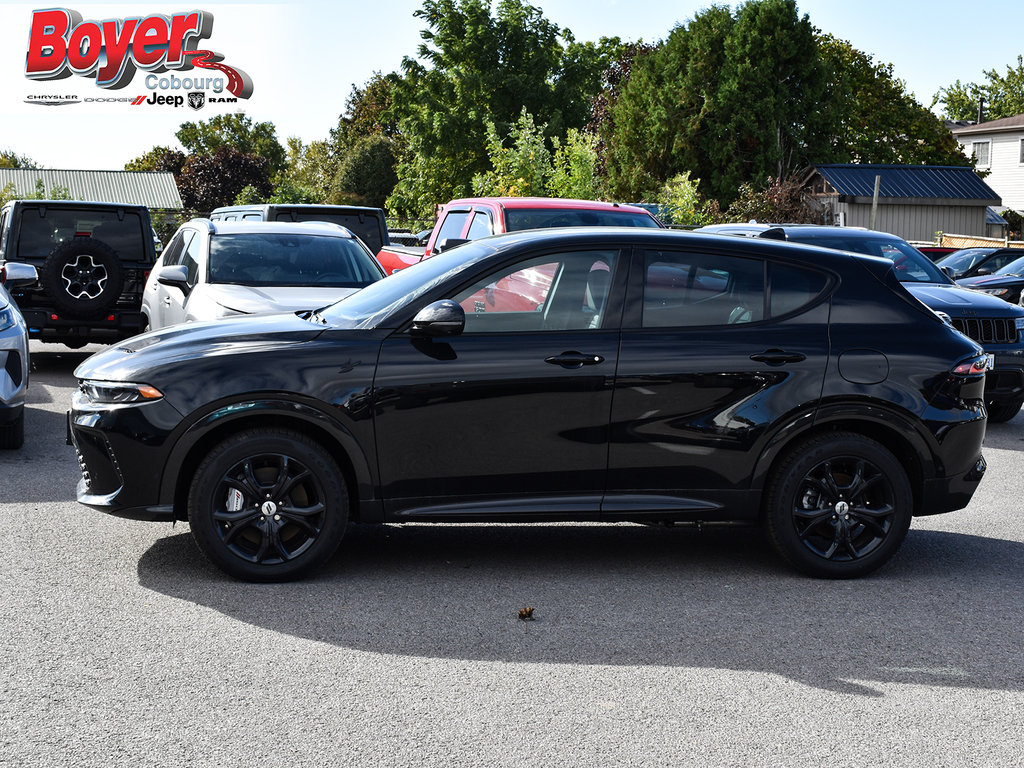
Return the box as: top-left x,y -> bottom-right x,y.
435,237 -> 469,254
156,264 -> 190,292
1,262 -> 38,289
940,266 -> 954,279
975,268 -> 992,276
410,299 -> 465,337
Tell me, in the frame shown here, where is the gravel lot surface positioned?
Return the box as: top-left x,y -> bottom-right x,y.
2,341 -> 1023,767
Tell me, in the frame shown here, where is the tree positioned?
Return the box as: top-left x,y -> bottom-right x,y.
330,135 -> 398,208
711,0 -> 827,203
937,56 -> 1024,122
547,129 -> 599,200
388,0 -> 618,219
818,36 -> 968,167
124,146 -> 187,178
724,175 -> 819,223
472,109 -> 551,197
655,172 -> 720,226
0,178 -> 71,206
601,6 -> 735,200
177,146 -> 272,212
176,114 -> 286,178
0,150 -> 38,169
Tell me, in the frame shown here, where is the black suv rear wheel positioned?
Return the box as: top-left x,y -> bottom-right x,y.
764,433 -> 912,578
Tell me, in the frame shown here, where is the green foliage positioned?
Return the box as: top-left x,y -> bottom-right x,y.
1003,209 -> 1023,240
0,178 -> 72,205
177,146 -> 272,212
724,175 -> 818,224
123,146 -> 187,177
330,134 -> 398,208
387,0 -> 617,219
654,172 -> 720,226
0,150 -> 38,169
279,137 -> 333,202
473,110 -> 551,196
547,129 -> 599,200
937,56 -> 1024,122
819,35 -> 968,166
176,114 -> 286,177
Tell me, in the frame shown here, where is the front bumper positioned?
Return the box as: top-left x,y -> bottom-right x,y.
0,318 -> 29,409
69,391 -> 183,520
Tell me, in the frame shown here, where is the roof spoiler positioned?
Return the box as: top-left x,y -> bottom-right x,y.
757,227 -> 788,241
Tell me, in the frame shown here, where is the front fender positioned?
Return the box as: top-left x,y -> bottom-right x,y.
158,394 -> 378,519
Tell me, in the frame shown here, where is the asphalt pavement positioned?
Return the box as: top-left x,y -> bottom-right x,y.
2,341 -> 1022,767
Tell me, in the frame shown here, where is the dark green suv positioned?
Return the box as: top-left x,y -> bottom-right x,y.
0,200 -> 158,347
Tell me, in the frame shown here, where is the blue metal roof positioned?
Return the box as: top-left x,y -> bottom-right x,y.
814,164 -> 1000,203
987,207 -> 1009,225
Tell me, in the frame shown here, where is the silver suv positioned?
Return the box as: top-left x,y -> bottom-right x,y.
0,263 -> 38,448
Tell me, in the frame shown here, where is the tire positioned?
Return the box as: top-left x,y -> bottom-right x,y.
764,432 -> 912,579
188,429 -> 348,582
985,398 -> 1022,423
0,407 -> 24,450
41,239 -> 124,318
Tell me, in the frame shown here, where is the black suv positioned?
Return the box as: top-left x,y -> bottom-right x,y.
0,200 -> 158,347
699,224 -> 1024,422
209,204 -> 390,255
71,228 -> 988,582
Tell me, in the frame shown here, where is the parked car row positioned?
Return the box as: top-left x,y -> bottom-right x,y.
0,196 -> 1008,581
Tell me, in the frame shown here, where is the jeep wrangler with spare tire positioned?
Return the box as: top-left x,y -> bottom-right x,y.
0,200 -> 158,347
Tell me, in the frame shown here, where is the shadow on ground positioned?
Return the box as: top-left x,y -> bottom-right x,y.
137,522 -> 1024,695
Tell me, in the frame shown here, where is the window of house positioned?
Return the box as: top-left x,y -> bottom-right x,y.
972,140 -> 991,167
1019,138 -> 1024,165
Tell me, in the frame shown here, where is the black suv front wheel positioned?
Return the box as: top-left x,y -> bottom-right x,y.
188,429 -> 349,582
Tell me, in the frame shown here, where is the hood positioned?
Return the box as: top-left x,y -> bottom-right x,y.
904,283 -> 1024,317
75,311 -> 325,383
956,274 -> 1024,289
207,284 -> 361,315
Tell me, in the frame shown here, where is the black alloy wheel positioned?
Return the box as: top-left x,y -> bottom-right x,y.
764,433 -> 912,578
188,429 -> 348,581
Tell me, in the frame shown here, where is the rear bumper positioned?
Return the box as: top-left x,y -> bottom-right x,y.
917,454 -> 987,516
22,307 -> 142,344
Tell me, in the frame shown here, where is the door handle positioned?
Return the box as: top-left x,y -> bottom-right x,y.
545,351 -> 605,369
749,349 -> 806,366
163,297 -> 172,306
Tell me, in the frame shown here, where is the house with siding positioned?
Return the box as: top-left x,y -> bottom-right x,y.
801,164 -> 1000,242
950,114 -> 1024,214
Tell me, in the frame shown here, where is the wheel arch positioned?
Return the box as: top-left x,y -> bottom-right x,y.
752,407 -> 935,519
161,398 -> 378,523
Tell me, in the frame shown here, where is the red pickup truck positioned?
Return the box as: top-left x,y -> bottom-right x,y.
376,196 -> 663,275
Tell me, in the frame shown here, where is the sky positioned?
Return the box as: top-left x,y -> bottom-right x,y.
1,0 -> 1022,171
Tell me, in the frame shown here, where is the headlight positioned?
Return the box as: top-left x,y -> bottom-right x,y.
980,288 -> 1009,297
1016,317 -> 1024,331
0,307 -> 15,332
79,380 -> 164,404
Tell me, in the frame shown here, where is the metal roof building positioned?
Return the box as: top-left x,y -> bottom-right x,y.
0,168 -> 182,209
803,164 -> 1000,241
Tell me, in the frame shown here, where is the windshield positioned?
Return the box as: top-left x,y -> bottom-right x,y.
993,255 -> 1024,276
937,248 -> 996,277
318,239 -> 498,329
505,208 -> 661,231
786,234 -> 949,283
208,233 -> 383,288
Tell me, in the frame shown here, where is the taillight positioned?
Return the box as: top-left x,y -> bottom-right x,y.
952,356 -> 989,376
